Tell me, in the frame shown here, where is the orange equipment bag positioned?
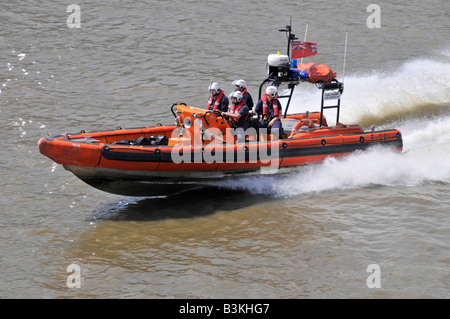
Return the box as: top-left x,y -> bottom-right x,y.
297,62 -> 337,83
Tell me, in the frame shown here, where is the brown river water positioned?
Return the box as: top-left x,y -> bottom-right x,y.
0,0 -> 449,299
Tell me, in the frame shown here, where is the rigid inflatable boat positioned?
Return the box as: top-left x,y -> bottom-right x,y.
38,26 -> 403,196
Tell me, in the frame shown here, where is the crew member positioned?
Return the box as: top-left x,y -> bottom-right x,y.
253,85 -> 283,138
222,91 -> 250,130
206,82 -> 229,112
222,90 -> 250,142
232,79 -> 253,110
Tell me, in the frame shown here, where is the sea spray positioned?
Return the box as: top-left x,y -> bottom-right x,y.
289,58 -> 450,126
208,115 -> 450,197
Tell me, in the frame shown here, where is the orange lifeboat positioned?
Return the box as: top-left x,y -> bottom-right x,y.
38,103 -> 402,196
37,26 -> 403,197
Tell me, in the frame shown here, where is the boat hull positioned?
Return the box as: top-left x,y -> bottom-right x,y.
63,164 -> 289,196
65,165 -> 207,196
38,119 -> 403,196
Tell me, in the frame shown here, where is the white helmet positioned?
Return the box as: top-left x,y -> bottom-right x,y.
209,82 -> 221,95
230,90 -> 243,102
266,85 -> 278,97
232,79 -> 246,90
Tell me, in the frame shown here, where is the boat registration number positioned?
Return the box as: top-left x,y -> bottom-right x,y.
323,91 -> 341,100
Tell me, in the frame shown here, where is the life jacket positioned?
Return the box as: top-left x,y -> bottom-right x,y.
206,90 -> 224,111
262,94 -> 279,117
229,99 -> 247,123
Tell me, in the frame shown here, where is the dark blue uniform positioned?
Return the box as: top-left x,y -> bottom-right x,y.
243,91 -> 254,110
229,103 -> 250,130
207,94 -> 229,112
